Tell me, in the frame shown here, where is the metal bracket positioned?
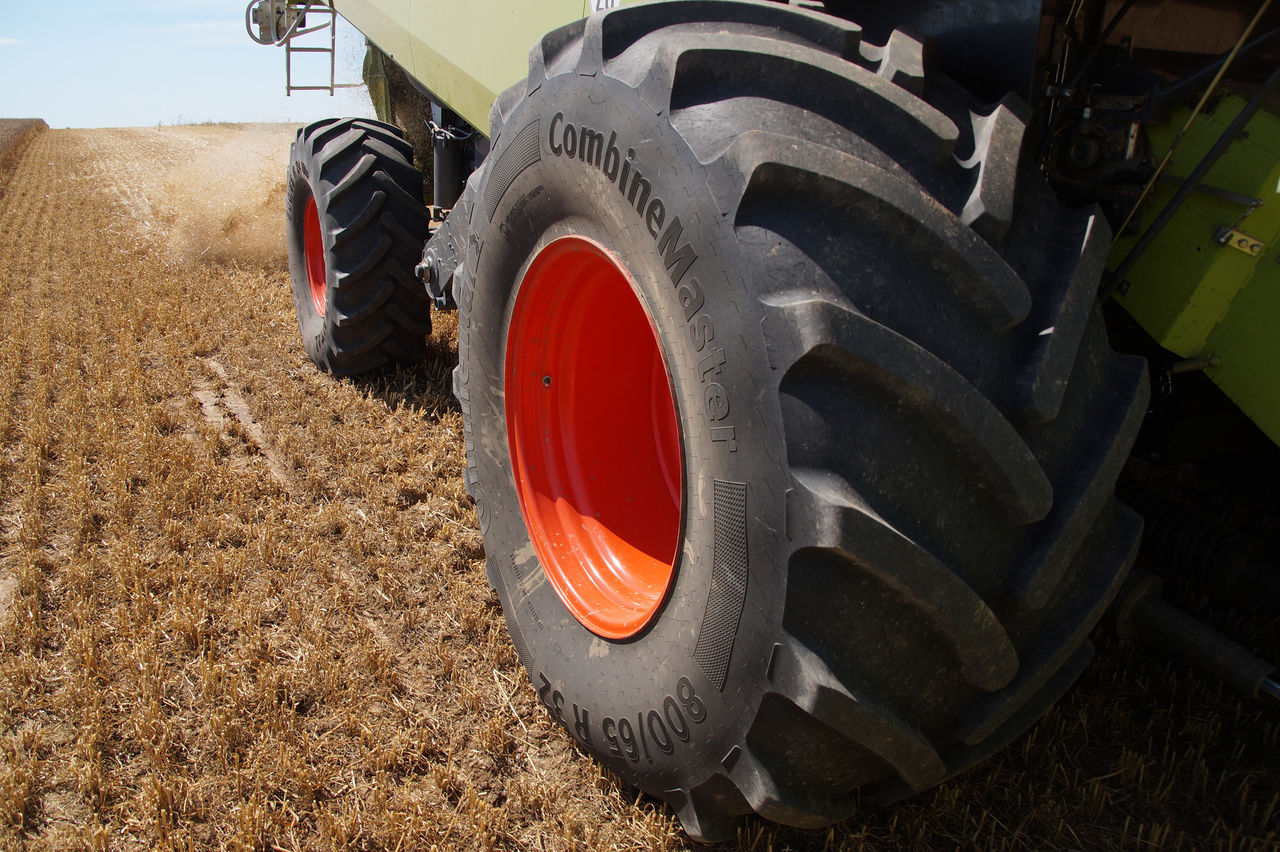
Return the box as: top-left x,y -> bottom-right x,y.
415,184 -> 474,311
1214,226 -> 1265,257
1158,174 -> 1262,212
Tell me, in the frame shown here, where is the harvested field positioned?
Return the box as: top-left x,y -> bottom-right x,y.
0,121 -> 48,198
0,122 -> 1275,850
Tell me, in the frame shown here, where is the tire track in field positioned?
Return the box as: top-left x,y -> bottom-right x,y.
192,357 -> 296,492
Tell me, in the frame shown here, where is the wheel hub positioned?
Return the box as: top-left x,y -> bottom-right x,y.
302,195 -> 327,316
505,236 -> 682,640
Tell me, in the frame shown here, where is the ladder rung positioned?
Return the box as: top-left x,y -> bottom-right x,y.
290,23 -> 332,38
277,5 -> 342,99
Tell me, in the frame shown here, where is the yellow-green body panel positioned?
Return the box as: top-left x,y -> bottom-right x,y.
341,0 -> 414,64
334,0 -> 600,133
1111,97 -> 1280,446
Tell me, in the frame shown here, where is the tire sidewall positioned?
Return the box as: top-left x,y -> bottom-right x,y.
463,72 -> 788,792
286,142 -> 334,367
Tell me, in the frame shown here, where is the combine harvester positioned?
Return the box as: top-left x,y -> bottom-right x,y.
248,0 -> 1279,839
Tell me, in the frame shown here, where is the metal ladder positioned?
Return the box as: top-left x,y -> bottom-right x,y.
246,1 -> 363,96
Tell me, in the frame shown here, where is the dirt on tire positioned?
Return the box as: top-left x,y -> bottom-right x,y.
0,123 -> 1274,851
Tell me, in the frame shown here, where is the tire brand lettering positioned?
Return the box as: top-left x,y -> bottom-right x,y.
645,197 -> 666,237
548,112 -> 664,229
580,126 -> 606,167
547,111 -> 737,451
676,276 -> 704,321
524,596 -> 545,632
536,671 -> 707,764
655,215 -> 696,285
699,346 -> 726,381
705,383 -> 729,422
500,184 -> 544,238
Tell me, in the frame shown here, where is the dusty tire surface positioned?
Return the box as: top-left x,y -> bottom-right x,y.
453,0 -> 1152,840
286,118 -> 431,376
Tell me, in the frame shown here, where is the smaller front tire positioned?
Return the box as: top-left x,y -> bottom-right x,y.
286,118 -> 431,376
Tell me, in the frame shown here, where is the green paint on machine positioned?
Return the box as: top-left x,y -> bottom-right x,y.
1111,96 -> 1280,447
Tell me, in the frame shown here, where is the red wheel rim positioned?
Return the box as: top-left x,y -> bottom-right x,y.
506,236 -> 682,639
303,195 -> 327,316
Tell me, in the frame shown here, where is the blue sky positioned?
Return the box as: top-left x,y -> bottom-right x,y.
0,1 -> 375,128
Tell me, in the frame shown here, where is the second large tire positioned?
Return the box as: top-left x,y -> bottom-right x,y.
454,1 -> 1150,840
286,118 -> 431,376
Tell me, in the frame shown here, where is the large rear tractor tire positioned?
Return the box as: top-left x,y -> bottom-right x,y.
286,118 -> 431,376
454,2 -> 1150,839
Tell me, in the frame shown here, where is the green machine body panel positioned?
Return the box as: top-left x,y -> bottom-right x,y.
1111,98 -> 1280,446
334,0 -> 611,133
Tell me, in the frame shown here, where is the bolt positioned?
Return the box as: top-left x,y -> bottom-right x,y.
415,255 -> 441,288
542,376 -> 552,388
